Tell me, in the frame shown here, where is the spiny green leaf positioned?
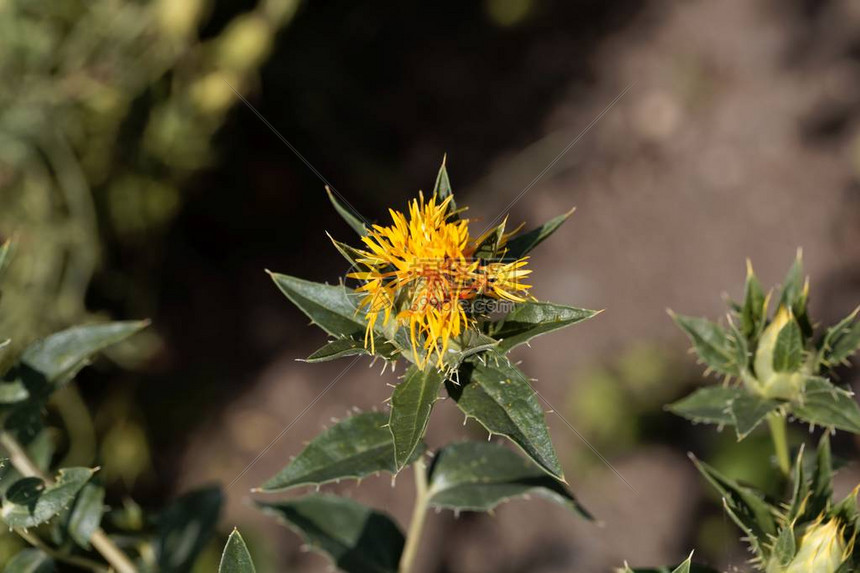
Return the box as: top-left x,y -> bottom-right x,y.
21,321 -> 149,385
442,330 -> 498,369
772,526 -> 796,567
219,528 -> 257,573
819,308 -> 860,369
0,468 -> 94,529
773,317 -> 803,373
389,366 -> 443,471
472,220 -> 507,261
67,483 -> 104,549
328,234 -> 368,269
433,156 -> 454,203
485,302 -> 599,353
690,455 -> 776,559
670,313 -> 742,377
269,273 -> 365,338
269,273 -> 412,359
259,412 -> 422,491
446,356 -> 564,480
304,338 -> 369,363
157,486 -> 222,573
326,187 -> 368,236
666,386 -> 743,426
787,444 -> 808,522
304,337 -> 399,363
616,554 -> 717,573
427,441 -> 591,519
257,494 -> 404,573
778,251 -> 805,319
503,208 -> 574,260
807,432 -> 833,520
4,548 -> 54,573
740,260 -> 767,339
730,394 -> 781,439
793,377 -> 860,434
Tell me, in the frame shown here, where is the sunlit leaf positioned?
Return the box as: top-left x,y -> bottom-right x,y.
666,386 -> 742,426
259,412 -> 422,491
730,394 -> 780,439
793,377 -> 860,434
503,208 -> 574,260
389,366 -> 442,471
447,357 -> 563,480
670,314 -> 742,377
485,302 -> 599,353
427,441 -> 590,519
219,528 -> 256,573
0,468 -> 94,529
326,187 -> 368,236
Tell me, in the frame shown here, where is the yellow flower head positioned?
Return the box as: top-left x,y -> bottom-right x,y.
348,193 -> 531,368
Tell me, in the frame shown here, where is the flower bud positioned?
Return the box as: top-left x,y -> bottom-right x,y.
783,518 -> 847,573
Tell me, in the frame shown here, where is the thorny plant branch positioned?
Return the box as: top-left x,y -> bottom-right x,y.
0,431 -> 139,573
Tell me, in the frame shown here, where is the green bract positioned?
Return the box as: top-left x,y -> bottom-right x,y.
668,253 -> 860,440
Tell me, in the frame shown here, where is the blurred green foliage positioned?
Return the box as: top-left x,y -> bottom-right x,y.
0,0 -> 299,365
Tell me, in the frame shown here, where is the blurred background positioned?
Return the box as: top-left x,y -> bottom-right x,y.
2,0 -> 860,571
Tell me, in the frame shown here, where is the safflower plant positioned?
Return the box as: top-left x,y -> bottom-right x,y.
621,256 -> 860,572
251,159 -> 600,572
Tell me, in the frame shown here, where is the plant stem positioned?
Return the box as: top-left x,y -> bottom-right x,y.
398,458 -> 430,573
0,431 -> 139,573
767,413 -> 790,476
16,528 -> 109,572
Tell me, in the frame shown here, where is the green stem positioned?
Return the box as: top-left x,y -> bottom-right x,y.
0,431 -> 139,573
767,413 -> 791,476
398,458 -> 430,573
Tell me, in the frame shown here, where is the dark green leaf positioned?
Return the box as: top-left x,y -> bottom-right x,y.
326,187 -> 368,236
618,554 -> 717,573
259,412 -> 422,491
793,377 -> 860,434
157,486 -> 223,573
670,314 -> 741,377
21,322 -> 148,384
4,548 -> 54,573
447,357 -> 563,480
443,330 -> 499,369
666,386 -> 743,426
472,221 -> 507,261
772,317 -> 803,373
304,338 -> 369,363
1,468 -> 94,528
778,251 -> 805,319
786,444 -> 808,522
219,528 -> 256,573
503,208 -> 574,260
269,273 -> 365,338
433,157 -> 453,203
690,455 -> 776,559
807,433 -> 833,519
819,308 -> 860,369
485,302 -> 599,353
427,441 -> 590,519
389,366 -> 443,471
740,261 -> 767,339
257,494 -> 404,573
67,483 -> 104,549
328,235 -> 368,269
730,394 -> 781,439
